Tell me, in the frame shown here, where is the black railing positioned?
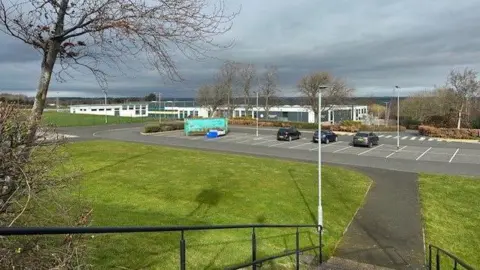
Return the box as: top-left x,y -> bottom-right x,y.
0,224 -> 323,270
428,244 -> 476,270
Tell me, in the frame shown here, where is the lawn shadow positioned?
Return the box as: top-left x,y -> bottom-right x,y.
287,168 -> 316,224
189,188 -> 223,217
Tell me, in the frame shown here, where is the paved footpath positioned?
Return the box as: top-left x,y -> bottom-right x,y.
331,166 -> 425,269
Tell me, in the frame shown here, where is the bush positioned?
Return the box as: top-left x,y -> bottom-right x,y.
143,121 -> 184,133
340,120 -> 363,127
418,125 -> 480,139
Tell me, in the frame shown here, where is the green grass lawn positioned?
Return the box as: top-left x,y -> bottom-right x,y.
419,174 -> 480,268
42,111 -> 157,127
63,140 -> 371,269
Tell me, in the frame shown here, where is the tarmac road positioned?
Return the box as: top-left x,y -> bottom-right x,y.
77,126 -> 480,177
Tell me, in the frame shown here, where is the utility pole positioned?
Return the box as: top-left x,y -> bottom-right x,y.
158,92 -> 162,123
256,92 -> 259,137
395,86 -> 400,150
103,90 -> 108,124
318,85 -> 328,233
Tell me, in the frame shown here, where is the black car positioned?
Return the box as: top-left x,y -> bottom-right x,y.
313,130 -> 338,144
352,132 -> 379,147
277,127 -> 301,141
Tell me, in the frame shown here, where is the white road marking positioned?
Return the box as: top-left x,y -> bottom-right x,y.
358,144 -> 384,156
221,135 -> 252,142
394,136 -> 399,139
419,137 -> 426,141
415,147 -> 432,161
401,136 -> 409,140
386,146 -> 407,158
428,138 -> 434,141
251,139 -> 276,145
449,148 -> 460,163
289,142 -> 313,149
333,146 -> 352,153
237,139 -> 255,144
378,135 -> 385,138
410,137 -> 417,140
269,141 -> 290,147
385,135 -> 392,138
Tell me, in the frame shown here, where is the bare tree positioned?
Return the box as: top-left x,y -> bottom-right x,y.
259,65 -> 279,118
0,0 -> 239,145
215,60 -> 239,117
297,71 -> 354,123
447,67 -> 480,129
238,63 -> 256,116
196,83 -> 225,117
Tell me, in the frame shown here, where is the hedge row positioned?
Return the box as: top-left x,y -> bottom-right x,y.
143,121 -> 184,133
229,119 -> 406,132
418,125 -> 480,139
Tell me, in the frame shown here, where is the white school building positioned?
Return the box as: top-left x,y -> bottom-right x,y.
69,103 -> 369,124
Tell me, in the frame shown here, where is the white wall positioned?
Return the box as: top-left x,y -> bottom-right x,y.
69,104 -> 149,117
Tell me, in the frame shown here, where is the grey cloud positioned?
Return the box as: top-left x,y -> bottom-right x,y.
1,0 -> 480,97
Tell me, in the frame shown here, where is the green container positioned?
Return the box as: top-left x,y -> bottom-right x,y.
184,118 -> 228,136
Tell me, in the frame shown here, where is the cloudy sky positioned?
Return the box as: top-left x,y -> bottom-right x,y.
1,0 -> 480,98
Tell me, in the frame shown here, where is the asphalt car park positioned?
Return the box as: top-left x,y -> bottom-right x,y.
151,131 -> 480,165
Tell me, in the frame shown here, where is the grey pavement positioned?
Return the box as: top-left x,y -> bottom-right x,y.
332,166 -> 424,270
79,127 -> 480,176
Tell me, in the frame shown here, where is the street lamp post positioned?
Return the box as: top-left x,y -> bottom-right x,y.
256,92 -> 259,137
395,86 -> 400,150
103,90 -> 108,124
318,85 -> 328,233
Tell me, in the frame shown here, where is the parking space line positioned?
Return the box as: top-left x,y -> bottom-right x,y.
449,148 -> 460,163
222,135 -> 252,142
419,137 -> 426,141
251,139 -> 276,145
252,136 -> 268,141
309,146 -> 318,151
269,141 -> 289,147
385,135 -> 392,138
428,138 -> 434,141
386,146 -> 407,158
358,144 -> 384,156
289,142 -> 313,149
237,138 -> 255,144
378,135 -> 385,138
415,147 -> 432,160
410,137 -> 417,140
401,136 -> 408,140
333,146 -> 352,153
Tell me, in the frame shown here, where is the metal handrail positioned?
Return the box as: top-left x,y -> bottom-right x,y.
0,224 -> 323,270
428,244 -> 476,270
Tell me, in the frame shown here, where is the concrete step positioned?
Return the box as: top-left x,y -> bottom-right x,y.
313,257 -> 395,270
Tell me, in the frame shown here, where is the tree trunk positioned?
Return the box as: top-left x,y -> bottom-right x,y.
457,104 -> 464,129
26,44 -> 60,146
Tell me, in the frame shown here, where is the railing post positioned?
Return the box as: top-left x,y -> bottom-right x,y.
435,249 -> 440,270
295,227 -> 300,270
428,245 -> 432,269
180,230 -> 186,270
252,227 -> 257,270
318,226 -> 323,264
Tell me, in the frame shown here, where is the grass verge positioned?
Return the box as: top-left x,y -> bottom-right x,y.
42,111 -> 157,127
62,140 -> 371,269
419,174 -> 480,268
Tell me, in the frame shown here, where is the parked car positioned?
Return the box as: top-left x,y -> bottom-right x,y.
313,130 -> 338,144
277,127 -> 301,141
352,132 -> 379,147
